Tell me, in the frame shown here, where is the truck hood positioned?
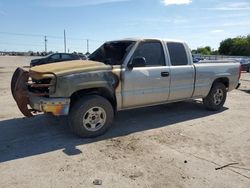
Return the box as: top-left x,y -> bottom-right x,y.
29,60 -> 111,79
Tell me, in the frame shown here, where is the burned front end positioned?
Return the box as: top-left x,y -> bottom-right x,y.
11,67 -> 70,117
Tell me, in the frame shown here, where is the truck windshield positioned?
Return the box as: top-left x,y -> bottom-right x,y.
88,41 -> 135,65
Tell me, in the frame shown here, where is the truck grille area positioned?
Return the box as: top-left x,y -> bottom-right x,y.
27,78 -> 53,96
27,79 -> 53,96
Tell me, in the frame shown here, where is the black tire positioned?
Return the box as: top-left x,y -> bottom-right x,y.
203,82 -> 227,111
247,67 -> 250,73
69,95 -> 114,138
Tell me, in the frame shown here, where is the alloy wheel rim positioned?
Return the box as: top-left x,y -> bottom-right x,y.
82,106 -> 106,131
213,89 -> 223,105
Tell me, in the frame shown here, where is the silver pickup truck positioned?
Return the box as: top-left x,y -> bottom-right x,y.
11,38 -> 241,137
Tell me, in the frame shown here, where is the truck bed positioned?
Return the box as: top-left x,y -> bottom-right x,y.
193,62 -> 240,97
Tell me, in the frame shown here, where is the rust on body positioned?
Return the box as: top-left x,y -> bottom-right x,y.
11,68 -> 33,117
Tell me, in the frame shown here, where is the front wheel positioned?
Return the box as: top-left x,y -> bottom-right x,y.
69,95 -> 114,138
203,83 -> 227,111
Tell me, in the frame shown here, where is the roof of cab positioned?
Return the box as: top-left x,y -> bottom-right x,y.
106,38 -> 185,43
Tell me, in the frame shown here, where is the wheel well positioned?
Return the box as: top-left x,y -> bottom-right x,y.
70,87 -> 117,111
212,77 -> 229,89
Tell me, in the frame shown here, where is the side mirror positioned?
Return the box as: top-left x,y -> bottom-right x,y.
128,56 -> 146,70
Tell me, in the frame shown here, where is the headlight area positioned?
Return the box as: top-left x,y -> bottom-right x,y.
28,70 -> 57,96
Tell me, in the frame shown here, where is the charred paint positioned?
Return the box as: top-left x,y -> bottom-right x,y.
11,63 -> 122,117
51,69 -> 120,98
41,102 -> 69,116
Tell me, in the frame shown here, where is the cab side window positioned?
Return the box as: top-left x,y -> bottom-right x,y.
167,42 -> 188,66
132,41 -> 165,66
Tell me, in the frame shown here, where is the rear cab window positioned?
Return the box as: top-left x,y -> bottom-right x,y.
167,42 -> 188,66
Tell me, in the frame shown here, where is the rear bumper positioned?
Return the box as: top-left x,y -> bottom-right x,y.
11,67 -> 70,117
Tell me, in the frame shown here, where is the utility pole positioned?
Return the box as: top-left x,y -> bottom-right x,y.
64,29 -> 67,53
87,39 -> 89,53
44,36 -> 47,53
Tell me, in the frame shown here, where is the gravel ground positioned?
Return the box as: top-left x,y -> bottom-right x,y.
0,56 -> 250,188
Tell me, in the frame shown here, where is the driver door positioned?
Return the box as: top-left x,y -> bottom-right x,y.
122,41 -> 170,108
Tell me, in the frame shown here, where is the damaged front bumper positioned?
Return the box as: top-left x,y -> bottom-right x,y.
29,96 -> 70,116
11,67 -> 70,117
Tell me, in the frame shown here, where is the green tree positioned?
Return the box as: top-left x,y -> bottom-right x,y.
219,35 -> 250,56
211,50 -> 219,55
219,38 -> 233,55
193,46 -> 212,55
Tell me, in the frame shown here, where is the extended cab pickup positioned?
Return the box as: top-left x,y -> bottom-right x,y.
11,38 -> 241,137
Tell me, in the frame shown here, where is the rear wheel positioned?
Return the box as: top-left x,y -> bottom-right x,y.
69,95 -> 114,138
247,67 -> 250,72
203,82 -> 227,111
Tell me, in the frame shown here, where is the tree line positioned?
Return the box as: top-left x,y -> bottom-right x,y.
192,35 -> 250,56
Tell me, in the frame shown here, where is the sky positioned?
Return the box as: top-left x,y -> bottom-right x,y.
0,0 -> 250,53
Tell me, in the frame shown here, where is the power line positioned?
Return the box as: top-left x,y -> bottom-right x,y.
0,30 -> 106,52
0,31 -> 43,37
0,31 -> 105,42
0,41 -> 68,48
0,41 -> 44,47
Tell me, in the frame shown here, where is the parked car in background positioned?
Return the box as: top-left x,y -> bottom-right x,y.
78,54 -> 88,60
30,53 -> 87,67
193,57 -> 204,63
240,59 -> 250,72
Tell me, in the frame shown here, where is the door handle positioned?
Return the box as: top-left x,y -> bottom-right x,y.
161,72 -> 169,77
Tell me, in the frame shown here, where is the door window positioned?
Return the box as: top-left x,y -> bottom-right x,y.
132,41 -> 165,66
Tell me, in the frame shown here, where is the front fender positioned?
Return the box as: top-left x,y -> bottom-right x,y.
51,71 -> 119,98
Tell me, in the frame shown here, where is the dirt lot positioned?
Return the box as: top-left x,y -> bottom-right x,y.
0,56 -> 250,188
